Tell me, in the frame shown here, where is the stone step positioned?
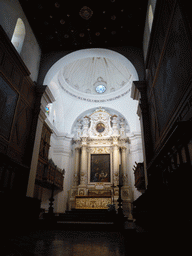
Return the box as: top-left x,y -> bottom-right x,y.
55,209 -> 116,222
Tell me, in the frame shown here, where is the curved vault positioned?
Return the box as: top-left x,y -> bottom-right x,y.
44,48 -> 140,135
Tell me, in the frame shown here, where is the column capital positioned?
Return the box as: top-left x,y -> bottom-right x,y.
121,146 -> 127,151
75,146 -> 80,150
113,144 -> 120,150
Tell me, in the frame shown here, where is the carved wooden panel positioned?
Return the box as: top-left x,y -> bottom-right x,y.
0,75 -> 18,140
35,121 -> 64,190
39,122 -> 52,160
0,26 -> 38,195
146,2 -> 192,156
133,162 -> 145,192
8,99 -> 33,163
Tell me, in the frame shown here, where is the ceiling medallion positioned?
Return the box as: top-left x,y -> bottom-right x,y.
79,6 -> 93,20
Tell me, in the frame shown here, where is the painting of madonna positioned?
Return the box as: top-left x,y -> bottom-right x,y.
91,154 -> 110,183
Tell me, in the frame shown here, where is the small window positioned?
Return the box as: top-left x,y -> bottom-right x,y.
95,84 -> 106,93
148,5 -> 154,32
11,18 -> 26,54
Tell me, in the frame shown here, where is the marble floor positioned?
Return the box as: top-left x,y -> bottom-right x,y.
3,229 -> 129,256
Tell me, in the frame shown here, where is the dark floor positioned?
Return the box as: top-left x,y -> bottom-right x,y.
2,222 -> 190,256
3,229 -> 128,256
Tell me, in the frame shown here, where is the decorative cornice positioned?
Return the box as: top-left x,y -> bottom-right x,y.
58,78 -> 131,102
88,147 -> 111,154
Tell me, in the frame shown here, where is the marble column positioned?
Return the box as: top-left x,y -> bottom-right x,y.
79,138 -> 88,187
113,139 -> 120,186
74,146 -> 80,186
121,146 -> 128,186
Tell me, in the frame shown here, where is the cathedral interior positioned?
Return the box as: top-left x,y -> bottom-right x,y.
0,0 -> 192,254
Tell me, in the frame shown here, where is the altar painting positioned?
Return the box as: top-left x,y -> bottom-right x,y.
90,154 -> 110,182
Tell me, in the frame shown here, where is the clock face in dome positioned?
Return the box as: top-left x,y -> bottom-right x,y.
96,123 -> 105,133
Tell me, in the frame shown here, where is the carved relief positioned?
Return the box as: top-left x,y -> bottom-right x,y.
76,197 -> 111,209
79,189 -> 85,196
88,108 -> 112,138
89,147 -> 111,154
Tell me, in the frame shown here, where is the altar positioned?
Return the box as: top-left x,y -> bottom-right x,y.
75,189 -> 112,209
75,195 -> 112,209
69,108 -> 133,217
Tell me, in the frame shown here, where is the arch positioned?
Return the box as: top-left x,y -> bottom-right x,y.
11,18 -> 25,54
43,48 -> 139,86
42,48 -> 141,134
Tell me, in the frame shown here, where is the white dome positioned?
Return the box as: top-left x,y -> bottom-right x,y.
62,56 -> 132,95
51,48 -> 139,103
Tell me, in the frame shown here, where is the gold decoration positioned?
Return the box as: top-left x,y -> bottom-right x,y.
76,197 -> 111,209
90,147 -> 110,154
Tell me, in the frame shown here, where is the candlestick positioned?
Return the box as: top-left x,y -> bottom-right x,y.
119,164 -> 123,186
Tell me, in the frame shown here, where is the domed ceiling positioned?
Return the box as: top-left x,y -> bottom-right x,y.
62,56 -> 132,95
55,48 -> 139,103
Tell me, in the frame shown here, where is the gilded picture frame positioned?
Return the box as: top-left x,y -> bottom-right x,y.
90,154 -> 110,183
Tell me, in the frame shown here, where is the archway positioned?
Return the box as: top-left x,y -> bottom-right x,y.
34,48 -> 143,214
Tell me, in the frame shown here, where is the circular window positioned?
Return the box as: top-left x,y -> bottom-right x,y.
96,123 -> 105,133
95,84 -> 106,93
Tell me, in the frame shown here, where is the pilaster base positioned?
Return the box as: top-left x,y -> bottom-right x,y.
78,185 -> 88,196
69,187 -> 78,210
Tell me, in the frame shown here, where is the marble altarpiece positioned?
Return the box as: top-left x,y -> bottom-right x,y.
69,108 -> 132,218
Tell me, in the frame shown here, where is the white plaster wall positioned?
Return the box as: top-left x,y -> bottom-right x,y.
47,87 -> 141,136
0,0 -> 41,81
48,131 -> 74,213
